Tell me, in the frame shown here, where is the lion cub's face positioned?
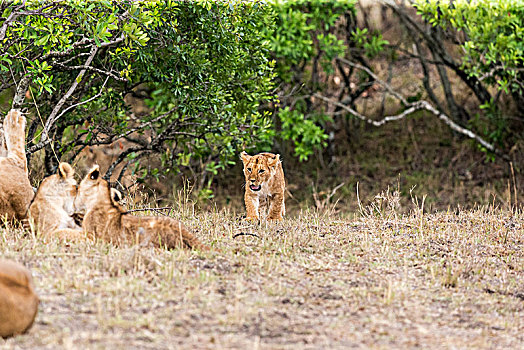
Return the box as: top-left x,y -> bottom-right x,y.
74,165 -> 106,214
240,152 -> 280,192
37,163 -> 77,215
74,165 -> 122,214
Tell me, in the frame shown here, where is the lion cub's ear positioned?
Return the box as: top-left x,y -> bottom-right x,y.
58,162 -> 74,179
240,151 -> 251,164
267,154 -> 280,168
87,165 -> 100,180
110,188 -> 123,205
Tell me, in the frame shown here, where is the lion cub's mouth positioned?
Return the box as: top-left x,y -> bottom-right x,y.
249,185 -> 261,191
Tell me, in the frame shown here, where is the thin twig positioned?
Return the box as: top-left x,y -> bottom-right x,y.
41,45 -> 98,142
232,232 -> 260,239
54,76 -> 110,122
314,75 -> 509,160
125,206 -> 173,216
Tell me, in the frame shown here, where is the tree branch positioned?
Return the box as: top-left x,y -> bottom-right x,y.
0,1 -> 25,41
53,63 -> 127,82
11,75 -> 30,109
29,44 -> 99,153
336,57 -> 408,105
385,0 -> 492,104
314,70 -> 509,162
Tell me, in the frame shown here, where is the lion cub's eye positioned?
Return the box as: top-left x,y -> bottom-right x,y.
258,169 -> 265,174
247,168 -> 252,172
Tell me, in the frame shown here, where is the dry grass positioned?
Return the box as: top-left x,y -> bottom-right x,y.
0,200 -> 522,349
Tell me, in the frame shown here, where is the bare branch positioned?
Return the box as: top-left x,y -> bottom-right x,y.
336,57 -> 408,105
314,93 -> 417,126
411,33 -> 442,108
105,147 -> 152,181
39,44 -> 98,145
54,76 -> 110,122
11,75 -> 30,109
125,207 -> 173,215
54,63 -> 127,82
101,105 -> 180,144
42,37 -> 92,60
479,66 -> 524,82
99,34 -> 125,47
314,88 -> 509,161
384,0 -> 492,104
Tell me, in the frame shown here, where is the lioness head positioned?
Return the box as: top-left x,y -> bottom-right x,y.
35,162 -> 77,215
240,152 -> 280,192
74,165 -> 123,214
74,165 -> 109,213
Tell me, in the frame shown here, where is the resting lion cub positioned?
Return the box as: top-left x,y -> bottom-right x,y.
0,260 -> 39,338
27,162 -> 82,239
0,110 -> 34,222
74,165 -> 208,250
240,151 -> 285,221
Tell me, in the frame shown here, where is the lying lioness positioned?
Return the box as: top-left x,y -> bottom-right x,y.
27,162 -> 82,239
74,165 -> 208,250
0,260 -> 39,338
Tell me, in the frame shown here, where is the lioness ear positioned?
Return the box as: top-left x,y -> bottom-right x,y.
88,165 -> 100,180
240,151 -> 251,164
58,162 -> 74,178
110,188 -> 123,205
267,154 -> 280,167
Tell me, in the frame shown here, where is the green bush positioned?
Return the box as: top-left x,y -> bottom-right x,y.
415,0 -> 524,149
268,0 -> 355,161
1,0 -> 275,179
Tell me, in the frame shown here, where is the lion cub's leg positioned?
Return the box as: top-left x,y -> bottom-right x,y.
268,192 -> 285,221
3,110 -> 27,172
47,229 -> 86,241
0,127 -> 7,158
244,192 -> 260,221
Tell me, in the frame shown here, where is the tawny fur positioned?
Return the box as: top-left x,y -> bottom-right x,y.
0,260 -> 39,338
27,163 -> 83,239
74,166 -> 208,250
240,152 -> 286,221
0,110 -> 34,222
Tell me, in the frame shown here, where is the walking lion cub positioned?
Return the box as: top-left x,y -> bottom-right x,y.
74,165 -> 208,250
240,151 -> 285,221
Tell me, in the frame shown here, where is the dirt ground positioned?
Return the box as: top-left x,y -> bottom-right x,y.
1,203 -> 522,349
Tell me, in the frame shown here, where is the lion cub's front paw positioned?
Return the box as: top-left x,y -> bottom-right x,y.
4,110 -> 26,134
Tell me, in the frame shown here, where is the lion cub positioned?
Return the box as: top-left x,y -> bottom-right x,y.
240,151 -> 285,221
74,165 -> 208,250
0,260 -> 39,338
27,162 -> 82,238
0,110 -> 34,222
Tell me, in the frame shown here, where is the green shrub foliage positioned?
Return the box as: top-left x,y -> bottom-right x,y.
1,0 -> 275,179
415,0 -> 524,150
1,0 -> 520,185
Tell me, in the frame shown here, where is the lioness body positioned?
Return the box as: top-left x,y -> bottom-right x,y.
0,260 -> 39,338
75,166 -> 208,250
27,163 -> 82,239
240,152 -> 285,221
0,110 -> 33,222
